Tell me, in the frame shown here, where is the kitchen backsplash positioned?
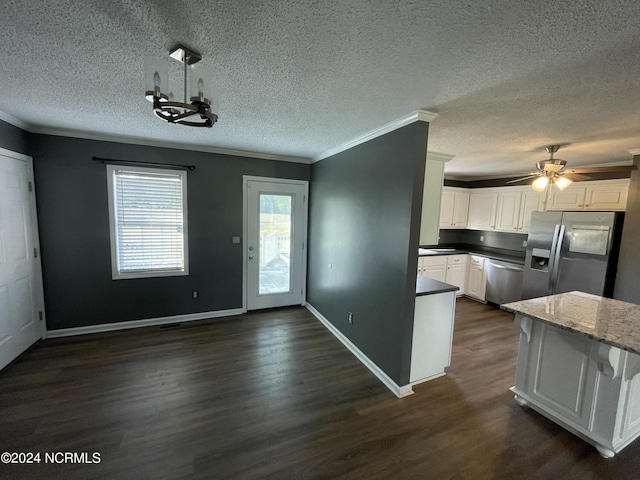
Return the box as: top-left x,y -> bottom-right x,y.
435,229 -> 527,252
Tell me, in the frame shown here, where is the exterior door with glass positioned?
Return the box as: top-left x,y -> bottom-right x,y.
244,178 -> 307,310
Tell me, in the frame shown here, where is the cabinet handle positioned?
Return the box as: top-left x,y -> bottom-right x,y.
585,204 -> 590,207
578,205 -> 583,207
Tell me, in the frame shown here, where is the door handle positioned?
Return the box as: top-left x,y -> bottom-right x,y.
552,224 -> 565,292
548,224 -> 560,292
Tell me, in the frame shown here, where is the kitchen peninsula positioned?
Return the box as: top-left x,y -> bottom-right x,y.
502,292 -> 640,458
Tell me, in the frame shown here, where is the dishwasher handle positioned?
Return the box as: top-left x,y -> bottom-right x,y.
488,262 -> 523,272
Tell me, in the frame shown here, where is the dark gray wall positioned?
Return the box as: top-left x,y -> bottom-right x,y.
613,154 -> 640,303
307,122 -> 428,386
31,134 -> 309,330
0,119 -> 29,155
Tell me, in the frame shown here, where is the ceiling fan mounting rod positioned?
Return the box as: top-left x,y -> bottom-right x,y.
545,145 -> 561,155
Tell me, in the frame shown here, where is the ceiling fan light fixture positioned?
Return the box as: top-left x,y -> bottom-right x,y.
532,176 -> 550,191
144,46 -> 218,128
553,176 -> 572,190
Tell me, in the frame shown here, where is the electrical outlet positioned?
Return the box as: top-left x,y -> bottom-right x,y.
480,235 -> 484,242
523,240 -> 528,247
348,312 -> 354,325
192,290 -> 199,299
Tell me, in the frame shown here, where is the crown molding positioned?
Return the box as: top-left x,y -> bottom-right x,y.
426,151 -> 455,163
0,109 -> 311,164
313,109 -> 438,163
0,109 -> 30,130
26,124 -> 311,164
628,148 -> 640,156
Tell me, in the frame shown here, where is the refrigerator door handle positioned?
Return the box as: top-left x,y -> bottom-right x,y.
552,224 -> 566,293
548,224 -> 561,292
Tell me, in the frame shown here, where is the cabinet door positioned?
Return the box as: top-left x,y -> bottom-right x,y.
496,191 -> 522,232
584,183 -> 628,211
452,190 -> 470,227
439,190 -> 456,228
467,192 -> 498,230
548,185 -> 586,211
445,255 -> 468,295
466,256 -> 486,301
422,264 -> 447,282
518,190 -> 544,232
421,256 -> 447,282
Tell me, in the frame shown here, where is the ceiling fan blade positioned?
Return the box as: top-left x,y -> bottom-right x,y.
561,173 -> 592,182
565,165 -> 638,174
506,174 -> 539,184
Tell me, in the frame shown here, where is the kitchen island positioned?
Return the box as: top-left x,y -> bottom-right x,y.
411,277 -> 459,385
502,291 -> 640,458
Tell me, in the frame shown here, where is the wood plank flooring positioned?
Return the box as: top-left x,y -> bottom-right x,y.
2,298 -> 640,479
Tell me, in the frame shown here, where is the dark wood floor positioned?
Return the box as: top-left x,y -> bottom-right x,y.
2,298 -> 640,479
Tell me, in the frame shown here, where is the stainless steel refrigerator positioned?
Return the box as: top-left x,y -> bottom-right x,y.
521,211 -> 624,300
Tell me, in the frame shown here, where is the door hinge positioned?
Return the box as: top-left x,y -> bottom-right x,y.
34,247 -> 38,258
28,181 -> 33,192
38,311 -> 43,321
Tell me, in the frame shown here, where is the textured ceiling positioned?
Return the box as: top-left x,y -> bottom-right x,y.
1,0 -> 639,179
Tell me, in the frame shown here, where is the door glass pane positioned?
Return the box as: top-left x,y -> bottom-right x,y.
259,194 -> 292,295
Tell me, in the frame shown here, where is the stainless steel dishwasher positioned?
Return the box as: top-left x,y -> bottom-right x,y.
485,259 -> 524,305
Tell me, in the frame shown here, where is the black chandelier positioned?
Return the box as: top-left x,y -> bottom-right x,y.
144,45 -> 218,128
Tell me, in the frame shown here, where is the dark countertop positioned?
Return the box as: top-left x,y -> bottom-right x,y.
419,245 -> 525,265
416,276 -> 460,297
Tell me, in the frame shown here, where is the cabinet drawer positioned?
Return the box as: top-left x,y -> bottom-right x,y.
447,254 -> 467,264
469,255 -> 485,267
421,256 -> 447,267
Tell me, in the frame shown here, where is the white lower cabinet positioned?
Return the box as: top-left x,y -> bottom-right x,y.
466,255 -> 487,301
419,255 -> 467,296
513,315 -> 640,457
419,256 -> 447,283
445,255 -> 467,295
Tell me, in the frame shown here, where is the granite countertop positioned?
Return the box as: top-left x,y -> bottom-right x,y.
418,245 -> 525,265
416,276 -> 459,297
501,291 -> 640,355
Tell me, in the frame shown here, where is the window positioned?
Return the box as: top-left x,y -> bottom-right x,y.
106,164 -> 188,279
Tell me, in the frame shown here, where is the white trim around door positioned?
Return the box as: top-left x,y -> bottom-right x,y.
242,176 -> 308,312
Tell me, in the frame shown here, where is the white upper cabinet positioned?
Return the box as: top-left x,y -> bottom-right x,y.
495,187 -> 544,233
439,187 -> 470,229
495,190 -> 522,232
547,179 -> 629,211
467,190 -> 499,230
518,190 -> 545,232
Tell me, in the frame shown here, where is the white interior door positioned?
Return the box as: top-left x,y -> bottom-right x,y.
0,148 -> 45,371
244,177 -> 307,310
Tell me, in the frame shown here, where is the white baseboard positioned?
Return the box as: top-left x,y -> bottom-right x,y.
305,303 -> 413,398
46,308 -> 244,338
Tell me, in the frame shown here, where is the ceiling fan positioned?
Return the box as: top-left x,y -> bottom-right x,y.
507,145 -> 637,192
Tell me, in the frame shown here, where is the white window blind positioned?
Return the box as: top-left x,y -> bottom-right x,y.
107,165 -> 188,279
